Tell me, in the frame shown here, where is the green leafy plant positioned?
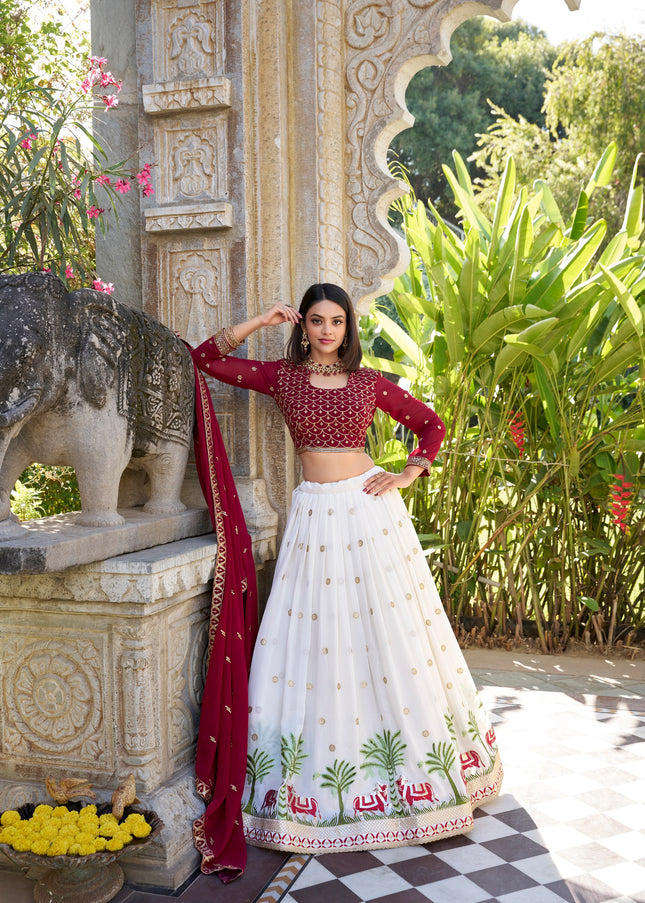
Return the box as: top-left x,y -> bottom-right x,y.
362,146 -> 644,651
1,55 -> 153,286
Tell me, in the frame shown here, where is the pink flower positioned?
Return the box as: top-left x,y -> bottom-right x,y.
65,265 -> 75,279
41,268 -> 52,274
92,278 -> 114,294
86,205 -> 105,219
141,182 -> 154,197
101,94 -> 119,109
115,178 -> 131,194
95,174 -> 111,186
89,56 -> 108,68
73,188 -> 82,199
20,132 -> 37,150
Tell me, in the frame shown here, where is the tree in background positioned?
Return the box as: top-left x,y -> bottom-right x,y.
473,33 -> 645,237
0,0 -> 89,92
391,17 -> 556,219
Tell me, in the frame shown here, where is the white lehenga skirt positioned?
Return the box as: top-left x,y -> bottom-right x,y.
242,467 -> 502,853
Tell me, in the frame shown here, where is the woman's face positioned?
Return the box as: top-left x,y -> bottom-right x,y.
304,299 -> 347,357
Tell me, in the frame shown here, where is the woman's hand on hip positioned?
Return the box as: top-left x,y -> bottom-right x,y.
363,466 -> 422,496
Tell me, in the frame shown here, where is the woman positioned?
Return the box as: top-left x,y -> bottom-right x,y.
192,283 -> 502,857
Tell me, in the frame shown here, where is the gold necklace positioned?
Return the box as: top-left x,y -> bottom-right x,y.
302,358 -> 346,375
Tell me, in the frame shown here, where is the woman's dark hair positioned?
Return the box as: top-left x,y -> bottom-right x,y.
285,283 -> 362,371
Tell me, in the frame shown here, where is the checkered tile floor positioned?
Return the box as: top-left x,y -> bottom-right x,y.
271,653 -> 645,903
3,651 -> 644,903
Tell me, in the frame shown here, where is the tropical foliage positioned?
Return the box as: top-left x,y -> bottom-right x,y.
362,146 -> 645,651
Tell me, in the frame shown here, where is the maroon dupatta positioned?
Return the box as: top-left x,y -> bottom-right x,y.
189,355 -> 258,882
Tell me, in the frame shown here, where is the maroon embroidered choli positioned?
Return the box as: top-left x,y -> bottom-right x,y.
194,337 -> 445,472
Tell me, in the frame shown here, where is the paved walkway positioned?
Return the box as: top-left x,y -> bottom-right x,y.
2,648 -> 644,903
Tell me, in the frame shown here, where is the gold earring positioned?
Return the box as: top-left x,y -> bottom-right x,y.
301,330 -> 310,352
341,334 -> 348,351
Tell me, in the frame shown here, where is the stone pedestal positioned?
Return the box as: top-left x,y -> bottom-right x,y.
0,535 -> 222,889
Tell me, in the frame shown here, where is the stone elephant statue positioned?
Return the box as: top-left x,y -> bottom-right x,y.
0,273 -> 195,538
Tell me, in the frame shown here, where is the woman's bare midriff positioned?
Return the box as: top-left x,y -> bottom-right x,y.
299,450 -> 375,484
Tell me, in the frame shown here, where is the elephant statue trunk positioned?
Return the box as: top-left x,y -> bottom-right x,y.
0,273 -> 196,539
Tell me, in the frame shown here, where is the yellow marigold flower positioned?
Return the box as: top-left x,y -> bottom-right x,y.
1,811 -> 21,827
80,805 -> 97,816
75,831 -> 96,845
33,805 -> 53,817
68,842 -> 81,855
11,836 -> 33,853
0,826 -> 17,842
94,837 -> 108,851
48,839 -> 70,856
30,839 -> 51,855
115,830 -> 132,843
106,837 -> 124,852
59,824 -> 78,838
129,821 -> 151,838
52,806 -> 69,817
98,821 -> 119,837
40,825 -> 60,841
77,843 -> 96,855
99,813 -> 118,824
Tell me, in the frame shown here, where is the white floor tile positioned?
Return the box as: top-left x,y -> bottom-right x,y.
467,816 -> 517,842
533,797 -> 598,822
600,831 -> 645,860
524,824 -> 597,851
340,865 -> 412,901
497,886 -> 566,903
433,843 -> 506,872
288,858 -> 335,890
511,852 -> 585,883
417,874 -> 492,903
371,844 -> 430,865
609,804 -> 645,831
591,861 -> 645,896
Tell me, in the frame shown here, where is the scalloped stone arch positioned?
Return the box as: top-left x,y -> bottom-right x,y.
343,0 -> 581,311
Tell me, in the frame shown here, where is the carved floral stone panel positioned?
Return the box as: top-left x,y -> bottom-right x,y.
0,635 -> 110,770
152,0 -> 225,82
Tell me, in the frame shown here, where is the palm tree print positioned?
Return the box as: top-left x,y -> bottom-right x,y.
317,758 -> 357,823
423,741 -> 467,804
467,709 -> 492,766
244,748 -> 274,814
360,729 -> 407,817
444,711 -> 456,742
278,732 -> 307,820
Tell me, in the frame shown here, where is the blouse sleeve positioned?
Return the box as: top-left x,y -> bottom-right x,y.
375,374 -> 446,476
192,334 -> 279,396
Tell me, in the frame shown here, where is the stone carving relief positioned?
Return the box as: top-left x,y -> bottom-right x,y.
155,119 -> 227,205
142,77 -> 231,115
160,247 -> 228,347
168,609 -> 207,767
120,648 -> 160,762
0,636 -> 109,768
144,201 -> 233,234
152,0 -> 224,82
341,0 -> 515,309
